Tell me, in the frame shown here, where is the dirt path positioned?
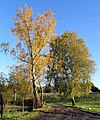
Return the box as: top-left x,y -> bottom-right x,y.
33,104 -> 100,120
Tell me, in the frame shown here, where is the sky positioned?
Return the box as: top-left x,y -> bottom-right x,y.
0,0 -> 100,88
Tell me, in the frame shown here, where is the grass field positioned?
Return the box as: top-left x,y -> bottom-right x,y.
43,92 -> 100,113
1,104 -> 52,120
75,93 -> 100,113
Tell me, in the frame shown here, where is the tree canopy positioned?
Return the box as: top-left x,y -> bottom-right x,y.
47,32 -> 95,105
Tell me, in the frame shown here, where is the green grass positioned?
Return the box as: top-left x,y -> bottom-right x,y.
1,104 -> 53,120
76,104 -> 100,113
75,93 -> 100,113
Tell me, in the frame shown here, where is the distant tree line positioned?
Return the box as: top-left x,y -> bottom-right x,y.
91,84 -> 100,92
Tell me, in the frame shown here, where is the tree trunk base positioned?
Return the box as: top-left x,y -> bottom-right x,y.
71,97 -> 75,106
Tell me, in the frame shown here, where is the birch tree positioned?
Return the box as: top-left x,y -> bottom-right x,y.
0,5 -> 56,109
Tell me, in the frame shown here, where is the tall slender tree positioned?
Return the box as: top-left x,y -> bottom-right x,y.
0,5 -> 56,109
8,72 -> 18,101
12,65 -> 31,112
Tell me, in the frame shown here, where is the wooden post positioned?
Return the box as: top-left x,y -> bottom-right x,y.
0,95 -> 3,119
